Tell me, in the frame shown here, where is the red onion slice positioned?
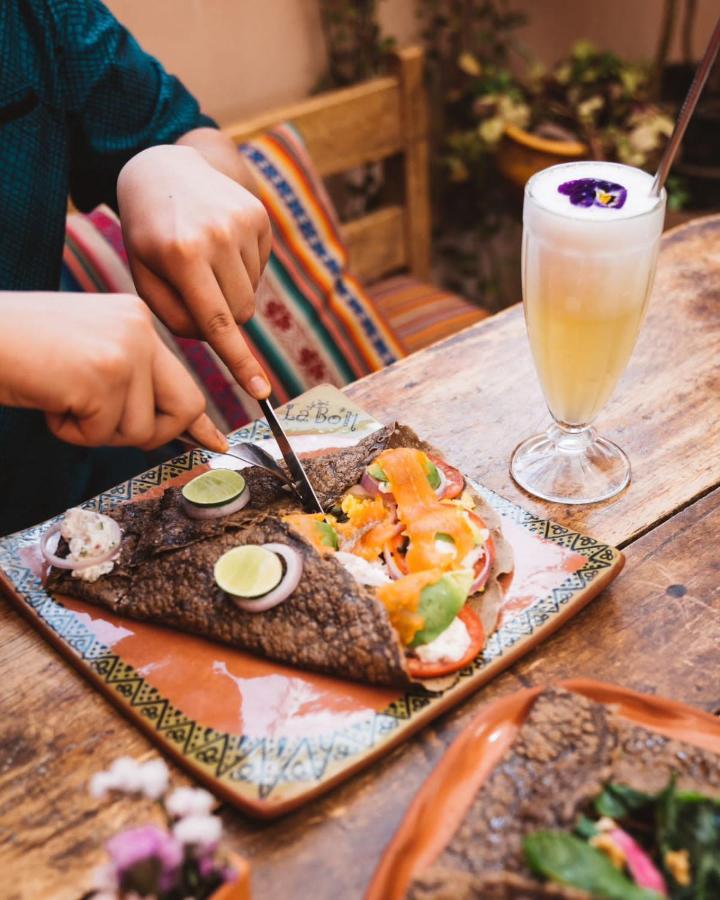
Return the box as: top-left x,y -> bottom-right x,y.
345,483 -> 372,499
470,545 -> 492,593
382,545 -> 404,580
40,516 -> 122,571
359,471 -> 382,497
181,485 -> 250,520
231,543 -> 303,612
433,468 -> 448,498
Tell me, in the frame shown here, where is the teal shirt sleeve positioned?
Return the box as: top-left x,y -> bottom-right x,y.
47,0 -> 217,211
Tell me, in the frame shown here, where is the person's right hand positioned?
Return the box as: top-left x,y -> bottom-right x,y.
0,292 -> 227,452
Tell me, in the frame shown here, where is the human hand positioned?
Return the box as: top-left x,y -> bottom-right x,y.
0,292 -> 227,452
117,144 -> 272,399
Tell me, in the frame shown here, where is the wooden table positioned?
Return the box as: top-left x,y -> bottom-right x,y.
2,216 -> 720,899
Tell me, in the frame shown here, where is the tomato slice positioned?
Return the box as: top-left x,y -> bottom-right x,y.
431,455 -> 465,500
406,606 -> 485,679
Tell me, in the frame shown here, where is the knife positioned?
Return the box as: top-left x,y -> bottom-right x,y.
258,397 -> 324,513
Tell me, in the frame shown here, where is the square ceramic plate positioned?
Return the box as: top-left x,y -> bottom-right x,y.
367,679 -> 720,899
0,386 -> 623,819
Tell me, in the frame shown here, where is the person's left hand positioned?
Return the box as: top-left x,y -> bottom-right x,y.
117,144 -> 272,399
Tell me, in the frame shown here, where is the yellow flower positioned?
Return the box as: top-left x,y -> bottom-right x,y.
665,849 -> 691,887
479,116 -> 505,146
458,52 -> 482,77
589,832 -> 626,870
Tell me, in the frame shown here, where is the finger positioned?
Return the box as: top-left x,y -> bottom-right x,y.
213,248 -> 255,324
114,357 -> 155,447
258,225 -> 273,270
129,257 -> 200,338
186,412 -> 228,453
140,340 -> 205,448
46,384 -> 125,447
240,241 -> 262,291
175,263 -> 270,399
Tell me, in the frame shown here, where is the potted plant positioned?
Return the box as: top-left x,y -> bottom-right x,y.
498,41 -> 674,188
82,757 -> 250,900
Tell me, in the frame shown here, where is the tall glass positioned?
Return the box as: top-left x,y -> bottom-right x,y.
510,162 -> 666,504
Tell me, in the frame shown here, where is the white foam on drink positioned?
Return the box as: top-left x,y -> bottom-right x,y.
528,162 -> 659,220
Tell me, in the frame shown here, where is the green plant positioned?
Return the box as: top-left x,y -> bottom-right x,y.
317,0 -> 395,89
417,0 -> 529,309
528,41 -> 674,170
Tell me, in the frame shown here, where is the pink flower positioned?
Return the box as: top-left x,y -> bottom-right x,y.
106,825 -> 183,893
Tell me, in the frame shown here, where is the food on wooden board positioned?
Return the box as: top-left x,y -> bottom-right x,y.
43,424 -> 513,687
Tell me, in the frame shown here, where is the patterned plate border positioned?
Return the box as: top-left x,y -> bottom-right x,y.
0,448 -> 621,816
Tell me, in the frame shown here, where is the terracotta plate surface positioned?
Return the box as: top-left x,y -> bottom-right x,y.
0,386 -> 624,818
367,679 -> 720,900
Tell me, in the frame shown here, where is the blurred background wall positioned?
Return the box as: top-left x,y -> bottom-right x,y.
104,0 -> 718,124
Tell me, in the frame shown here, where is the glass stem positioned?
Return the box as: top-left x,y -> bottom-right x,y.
546,421 -> 597,454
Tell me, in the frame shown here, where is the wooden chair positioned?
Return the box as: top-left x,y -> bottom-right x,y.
225,47 -> 432,285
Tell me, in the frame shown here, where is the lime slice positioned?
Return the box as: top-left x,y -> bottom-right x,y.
182,469 -> 246,508
214,545 -> 283,598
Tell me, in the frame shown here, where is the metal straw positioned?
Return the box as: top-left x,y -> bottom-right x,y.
651,14 -> 720,196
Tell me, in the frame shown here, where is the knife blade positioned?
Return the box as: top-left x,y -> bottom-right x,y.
258,397 -> 324,513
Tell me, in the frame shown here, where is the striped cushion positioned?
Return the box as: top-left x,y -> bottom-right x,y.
367,274 -> 489,354
61,123 -> 403,432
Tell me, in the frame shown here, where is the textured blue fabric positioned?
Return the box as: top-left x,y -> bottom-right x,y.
0,0 -> 216,535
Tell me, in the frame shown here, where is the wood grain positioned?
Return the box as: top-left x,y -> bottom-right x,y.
343,205 -> 407,284
2,216 -> 720,898
225,77 -> 403,178
225,46 -> 432,286
2,484 -> 717,899
395,47 -> 432,282
346,214 -> 720,549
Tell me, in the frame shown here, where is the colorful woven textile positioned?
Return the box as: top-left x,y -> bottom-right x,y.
367,274 -> 489,354
61,123 -> 404,431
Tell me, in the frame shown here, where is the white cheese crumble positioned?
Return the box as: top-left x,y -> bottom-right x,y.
434,537 -> 457,557
60,508 -> 121,582
415,616 -> 471,664
335,551 -> 391,586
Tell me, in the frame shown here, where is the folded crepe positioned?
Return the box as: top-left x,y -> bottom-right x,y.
47,424 -> 513,687
408,689 -> 720,898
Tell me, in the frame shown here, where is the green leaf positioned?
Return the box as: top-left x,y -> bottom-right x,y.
575,815 -> 599,840
657,780 -> 720,898
367,463 -> 388,482
523,831 -> 662,900
595,783 -> 655,819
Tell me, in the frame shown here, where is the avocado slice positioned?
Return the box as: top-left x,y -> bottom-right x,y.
316,519 -> 339,550
410,571 -> 473,647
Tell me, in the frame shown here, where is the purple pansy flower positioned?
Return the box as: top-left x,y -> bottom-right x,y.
106,824 -> 183,893
558,178 -> 627,209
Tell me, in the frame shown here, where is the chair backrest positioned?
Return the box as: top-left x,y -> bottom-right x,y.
225,47 -> 431,284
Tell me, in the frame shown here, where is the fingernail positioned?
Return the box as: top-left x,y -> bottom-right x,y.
215,427 -> 229,451
250,376 -> 270,398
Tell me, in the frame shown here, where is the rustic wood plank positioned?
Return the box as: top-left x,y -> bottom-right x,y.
223,483 -> 720,900
3,481 -> 717,898
343,205 -> 406,283
346,214 -> 720,549
394,46 -> 432,282
225,78 -> 403,178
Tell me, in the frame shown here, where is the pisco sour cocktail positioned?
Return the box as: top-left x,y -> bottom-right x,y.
510,161 -> 666,505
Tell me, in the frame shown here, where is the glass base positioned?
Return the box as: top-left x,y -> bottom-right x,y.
510,423 -> 630,505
